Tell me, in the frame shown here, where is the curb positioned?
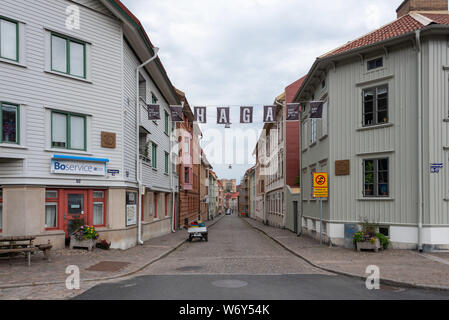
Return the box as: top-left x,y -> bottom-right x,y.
241,217 -> 449,292
0,215 -> 225,290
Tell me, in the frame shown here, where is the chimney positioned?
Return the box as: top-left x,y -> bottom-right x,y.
396,0 -> 448,18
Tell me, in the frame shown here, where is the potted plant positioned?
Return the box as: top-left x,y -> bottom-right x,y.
70,225 -> 99,251
353,220 -> 390,252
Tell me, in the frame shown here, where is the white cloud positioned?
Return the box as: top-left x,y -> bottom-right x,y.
121,0 -> 399,180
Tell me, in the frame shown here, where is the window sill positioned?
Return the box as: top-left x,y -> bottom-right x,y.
45,70 -> 92,84
356,123 -> 393,131
44,148 -> 93,156
443,119 -> 449,123
319,134 -> 328,141
0,144 -> 28,150
309,142 -> 317,147
0,58 -> 27,68
357,197 -> 394,201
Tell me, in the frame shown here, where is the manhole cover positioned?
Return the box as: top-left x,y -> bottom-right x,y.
212,280 -> 248,288
85,261 -> 130,272
176,266 -> 203,272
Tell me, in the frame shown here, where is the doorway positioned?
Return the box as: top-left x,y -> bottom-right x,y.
63,190 -> 88,238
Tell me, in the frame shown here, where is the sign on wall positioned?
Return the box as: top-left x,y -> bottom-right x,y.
310,101 -> 324,119
51,159 -> 106,176
313,172 -> 328,198
101,131 -> 116,149
335,160 -> 350,176
170,105 -> 184,122
126,192 -> 137,226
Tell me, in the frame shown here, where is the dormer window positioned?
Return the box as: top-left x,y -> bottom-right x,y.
367,57 -> 383,71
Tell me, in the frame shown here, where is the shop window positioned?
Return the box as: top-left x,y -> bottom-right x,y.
51,111 -> 86,150
1,102 -> 19,144
154,193 -> 158,219
165,194 -> 169,217
92,190 -> 105,227
51,33 -> 86,78
45,189 -> 58,229
0,188 -> 3,231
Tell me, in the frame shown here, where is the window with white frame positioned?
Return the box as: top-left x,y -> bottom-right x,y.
310,118 -> 317,144
45,190 -> 58,229
363,158 -> 389,197
51,33 -> 86,78
321,101 -> 328,137
363,85 -> 388,126
0,17 -> 18,62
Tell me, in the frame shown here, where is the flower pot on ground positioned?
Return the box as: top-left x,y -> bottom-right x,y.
353,231 -> 390,252
70,226 -> 99,251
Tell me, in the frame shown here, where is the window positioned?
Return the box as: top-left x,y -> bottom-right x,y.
363,158 -> 389,197
0,17 -> 18,61
45,189 -> 58,229
310,118 -> 317,144
165,194 -> 169,217
165,152 -> 169,174
92,190 -> 105,226
51,33 -> 86,78
164,111 -> 169,134
185,167 -> 190,183
1,102 -> 19,144
367,57 -> 383,71
363,85 -> 388,126
0,188 -> 2,231
322,101 -> 328,137
151,142 -> 157,169
154,193 -> 158,219
151,93 -> 158,104
51,111 -> 86,150
311,167 -> 316,198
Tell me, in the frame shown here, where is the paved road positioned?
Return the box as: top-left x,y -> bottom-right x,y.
75,215 -> 449,300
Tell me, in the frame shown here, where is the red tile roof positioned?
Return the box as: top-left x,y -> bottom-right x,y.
324,14 -> 426,57
285,76 -> 306,104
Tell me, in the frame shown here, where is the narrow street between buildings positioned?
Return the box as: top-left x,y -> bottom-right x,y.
74,215 -> 449,300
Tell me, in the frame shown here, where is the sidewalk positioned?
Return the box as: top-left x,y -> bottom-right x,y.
0,215 -> 224,299
243,217 -> 449,290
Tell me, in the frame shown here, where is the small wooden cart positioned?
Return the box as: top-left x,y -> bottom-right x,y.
188,227 -> 208,242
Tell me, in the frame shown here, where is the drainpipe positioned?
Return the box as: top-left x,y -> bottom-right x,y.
170,112 -> 176,233
136,48 -> 160,245
416,30 -> 424,252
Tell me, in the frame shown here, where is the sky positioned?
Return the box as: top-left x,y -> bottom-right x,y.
121,0 -> 400,183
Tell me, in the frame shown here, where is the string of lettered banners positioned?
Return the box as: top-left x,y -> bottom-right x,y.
145,101 -> 325,124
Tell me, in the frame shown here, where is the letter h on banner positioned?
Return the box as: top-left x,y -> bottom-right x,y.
194,107 -> 207,123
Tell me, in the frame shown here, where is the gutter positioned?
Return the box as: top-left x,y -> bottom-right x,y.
136,49 -> 160,245
416,30 -> 424,252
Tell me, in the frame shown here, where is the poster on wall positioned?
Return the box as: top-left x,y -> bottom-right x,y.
126,192 -> 137,226
147,104 -> 161,120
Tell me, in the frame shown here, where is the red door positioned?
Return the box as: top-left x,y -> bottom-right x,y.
63,190 -> 88,238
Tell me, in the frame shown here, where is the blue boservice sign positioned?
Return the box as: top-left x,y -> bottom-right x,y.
51,159 -> 106,176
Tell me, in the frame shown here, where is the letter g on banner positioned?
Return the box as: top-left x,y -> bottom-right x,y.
240,106 -> 253,124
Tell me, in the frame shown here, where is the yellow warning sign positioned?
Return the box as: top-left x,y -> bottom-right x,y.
313,172 -> 328,198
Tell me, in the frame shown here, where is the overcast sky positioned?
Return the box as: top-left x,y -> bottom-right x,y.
121,0 -> 400,182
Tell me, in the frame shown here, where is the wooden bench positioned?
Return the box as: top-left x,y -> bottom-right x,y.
0,247 -> 38,267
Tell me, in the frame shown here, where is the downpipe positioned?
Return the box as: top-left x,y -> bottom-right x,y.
416,30 -> 424,252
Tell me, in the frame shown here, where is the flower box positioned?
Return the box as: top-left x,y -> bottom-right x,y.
70,235 -> 96,251
356,238 -> 382,252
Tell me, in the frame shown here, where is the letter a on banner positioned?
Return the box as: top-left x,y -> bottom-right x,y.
264,105 -> 276,123
170,105 -> 184,122
217,107 -> 230,124
240,107 -> 253,124
194,107 -> 207,123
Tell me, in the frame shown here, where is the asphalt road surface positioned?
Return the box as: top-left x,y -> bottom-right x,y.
75,214 -> 449,300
